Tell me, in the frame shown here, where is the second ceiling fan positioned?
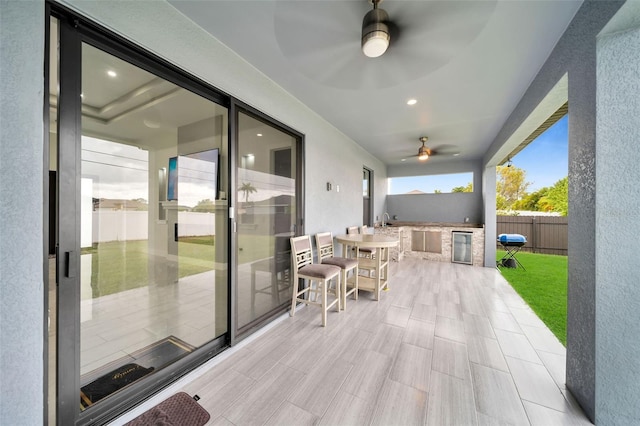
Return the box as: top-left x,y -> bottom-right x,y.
413,136 -> 460,161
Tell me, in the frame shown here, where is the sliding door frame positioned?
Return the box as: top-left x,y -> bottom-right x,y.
50,3 -> 306,423
229,99 -> 305,344
51,5 -> 231,425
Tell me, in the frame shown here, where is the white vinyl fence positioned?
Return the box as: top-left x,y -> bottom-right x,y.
90,211 -> 215,244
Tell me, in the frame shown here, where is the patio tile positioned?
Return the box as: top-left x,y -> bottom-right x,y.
426,371 -> 477,426
318,391 -> 373,426
435,315 -> 466,343
462,312 -> 496,338
411,302 -> 437,323
222,362 -> 304,425
487,311 -> 523,333
384,305 -> 412,328
520,323 -> 566,355
494,328 -> 542,364
538,350 -> 567,389
403,318 -> 435,349
523,400 -> 592,425
437,301 -> 463,321
471,363 -> 529,425
370,379 -> 428,426
342,350 -> 392,401
466,334 -> 509,372
265,401 -> 319,426
509,305 -> 548,328
389,343 -> 433,392
432,337 -> 470,381
287,357 -> 353,417
505,356 -> 567,412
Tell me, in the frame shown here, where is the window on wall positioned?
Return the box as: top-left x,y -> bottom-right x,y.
388,172 -> 474,194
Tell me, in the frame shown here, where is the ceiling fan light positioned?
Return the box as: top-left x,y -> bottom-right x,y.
362,29 -> 389,57
362,6 -> 390,58
418,146 -> 429,161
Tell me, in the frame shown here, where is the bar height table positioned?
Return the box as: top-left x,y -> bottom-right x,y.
335,234 -> 399,301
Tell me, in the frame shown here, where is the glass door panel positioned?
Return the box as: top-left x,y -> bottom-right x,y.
77,42 -> 228,409
237,111 -> 297,329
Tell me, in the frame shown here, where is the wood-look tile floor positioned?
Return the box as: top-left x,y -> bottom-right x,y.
115,258 -> 591,426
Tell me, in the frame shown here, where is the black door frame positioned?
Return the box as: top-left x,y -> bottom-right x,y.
52,6 -> 231,425
229,101 -> 305,343
363,166 -> 374,226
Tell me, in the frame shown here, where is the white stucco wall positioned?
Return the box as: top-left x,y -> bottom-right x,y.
596,20 -> 640,426
0,1 -> 45,424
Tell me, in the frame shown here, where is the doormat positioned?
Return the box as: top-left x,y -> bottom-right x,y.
124,392 -> 210,426
80,336 -> 195,408
80,364 -> 154,408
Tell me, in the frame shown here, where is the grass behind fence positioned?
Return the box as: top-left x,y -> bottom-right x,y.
497,250 -> 567,345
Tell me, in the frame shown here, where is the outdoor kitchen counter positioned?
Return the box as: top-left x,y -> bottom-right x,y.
382,221 -> 483,228
375,222 -> 485,266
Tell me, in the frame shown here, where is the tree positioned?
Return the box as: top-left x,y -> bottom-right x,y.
434,189 -> 442,194
452,182 -> 473,193
538,177 -> 568,216
496,194 -> 510,211
130,198 -> 149,211
239,182 -> 257,203
193,198 -> 216,212
513,187 -> 549,211
496,165 -> 530,210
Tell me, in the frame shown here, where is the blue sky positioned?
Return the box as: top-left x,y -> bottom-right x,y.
510,114 -> 568,191
389,115 -> 568,194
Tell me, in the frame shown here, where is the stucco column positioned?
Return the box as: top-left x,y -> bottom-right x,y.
565,19 -> 598,422
595,23 -> 640,425
482,166 -> 497,267
0,1 -> 45,424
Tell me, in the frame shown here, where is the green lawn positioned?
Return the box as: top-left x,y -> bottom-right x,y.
80,235 -> 275,298
497,250 -> 567,345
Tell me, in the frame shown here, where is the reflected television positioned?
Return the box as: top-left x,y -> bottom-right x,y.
167,148 -> 219,201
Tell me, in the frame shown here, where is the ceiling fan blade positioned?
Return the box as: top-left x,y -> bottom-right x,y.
272,0 -> 497,90
430,144 -> 461,156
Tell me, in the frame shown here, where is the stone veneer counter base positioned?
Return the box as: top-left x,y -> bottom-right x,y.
376,223 -> 485,267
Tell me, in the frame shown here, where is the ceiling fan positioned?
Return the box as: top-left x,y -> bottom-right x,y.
412,136 -> 460,161
361,0 -> 391,58
272,1 -> 496,90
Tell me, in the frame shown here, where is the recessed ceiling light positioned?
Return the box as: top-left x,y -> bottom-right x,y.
407,99 -> 417,106
143,119 -> 160,129
453,153 -> 460,157
107,70 -> 117,78
401,158 -> 407,162
257,133 -> 262,137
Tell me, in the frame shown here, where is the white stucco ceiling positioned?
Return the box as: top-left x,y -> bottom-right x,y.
167,0 -> 582,169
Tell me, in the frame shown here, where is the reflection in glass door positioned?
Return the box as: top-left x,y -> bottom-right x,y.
236,111 -> 299,330
56,35 -> 229,419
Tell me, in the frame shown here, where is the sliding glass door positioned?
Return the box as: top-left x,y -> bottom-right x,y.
54,18 -> 229,424
235,110 -> 302,332
51,9 -> 304,424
